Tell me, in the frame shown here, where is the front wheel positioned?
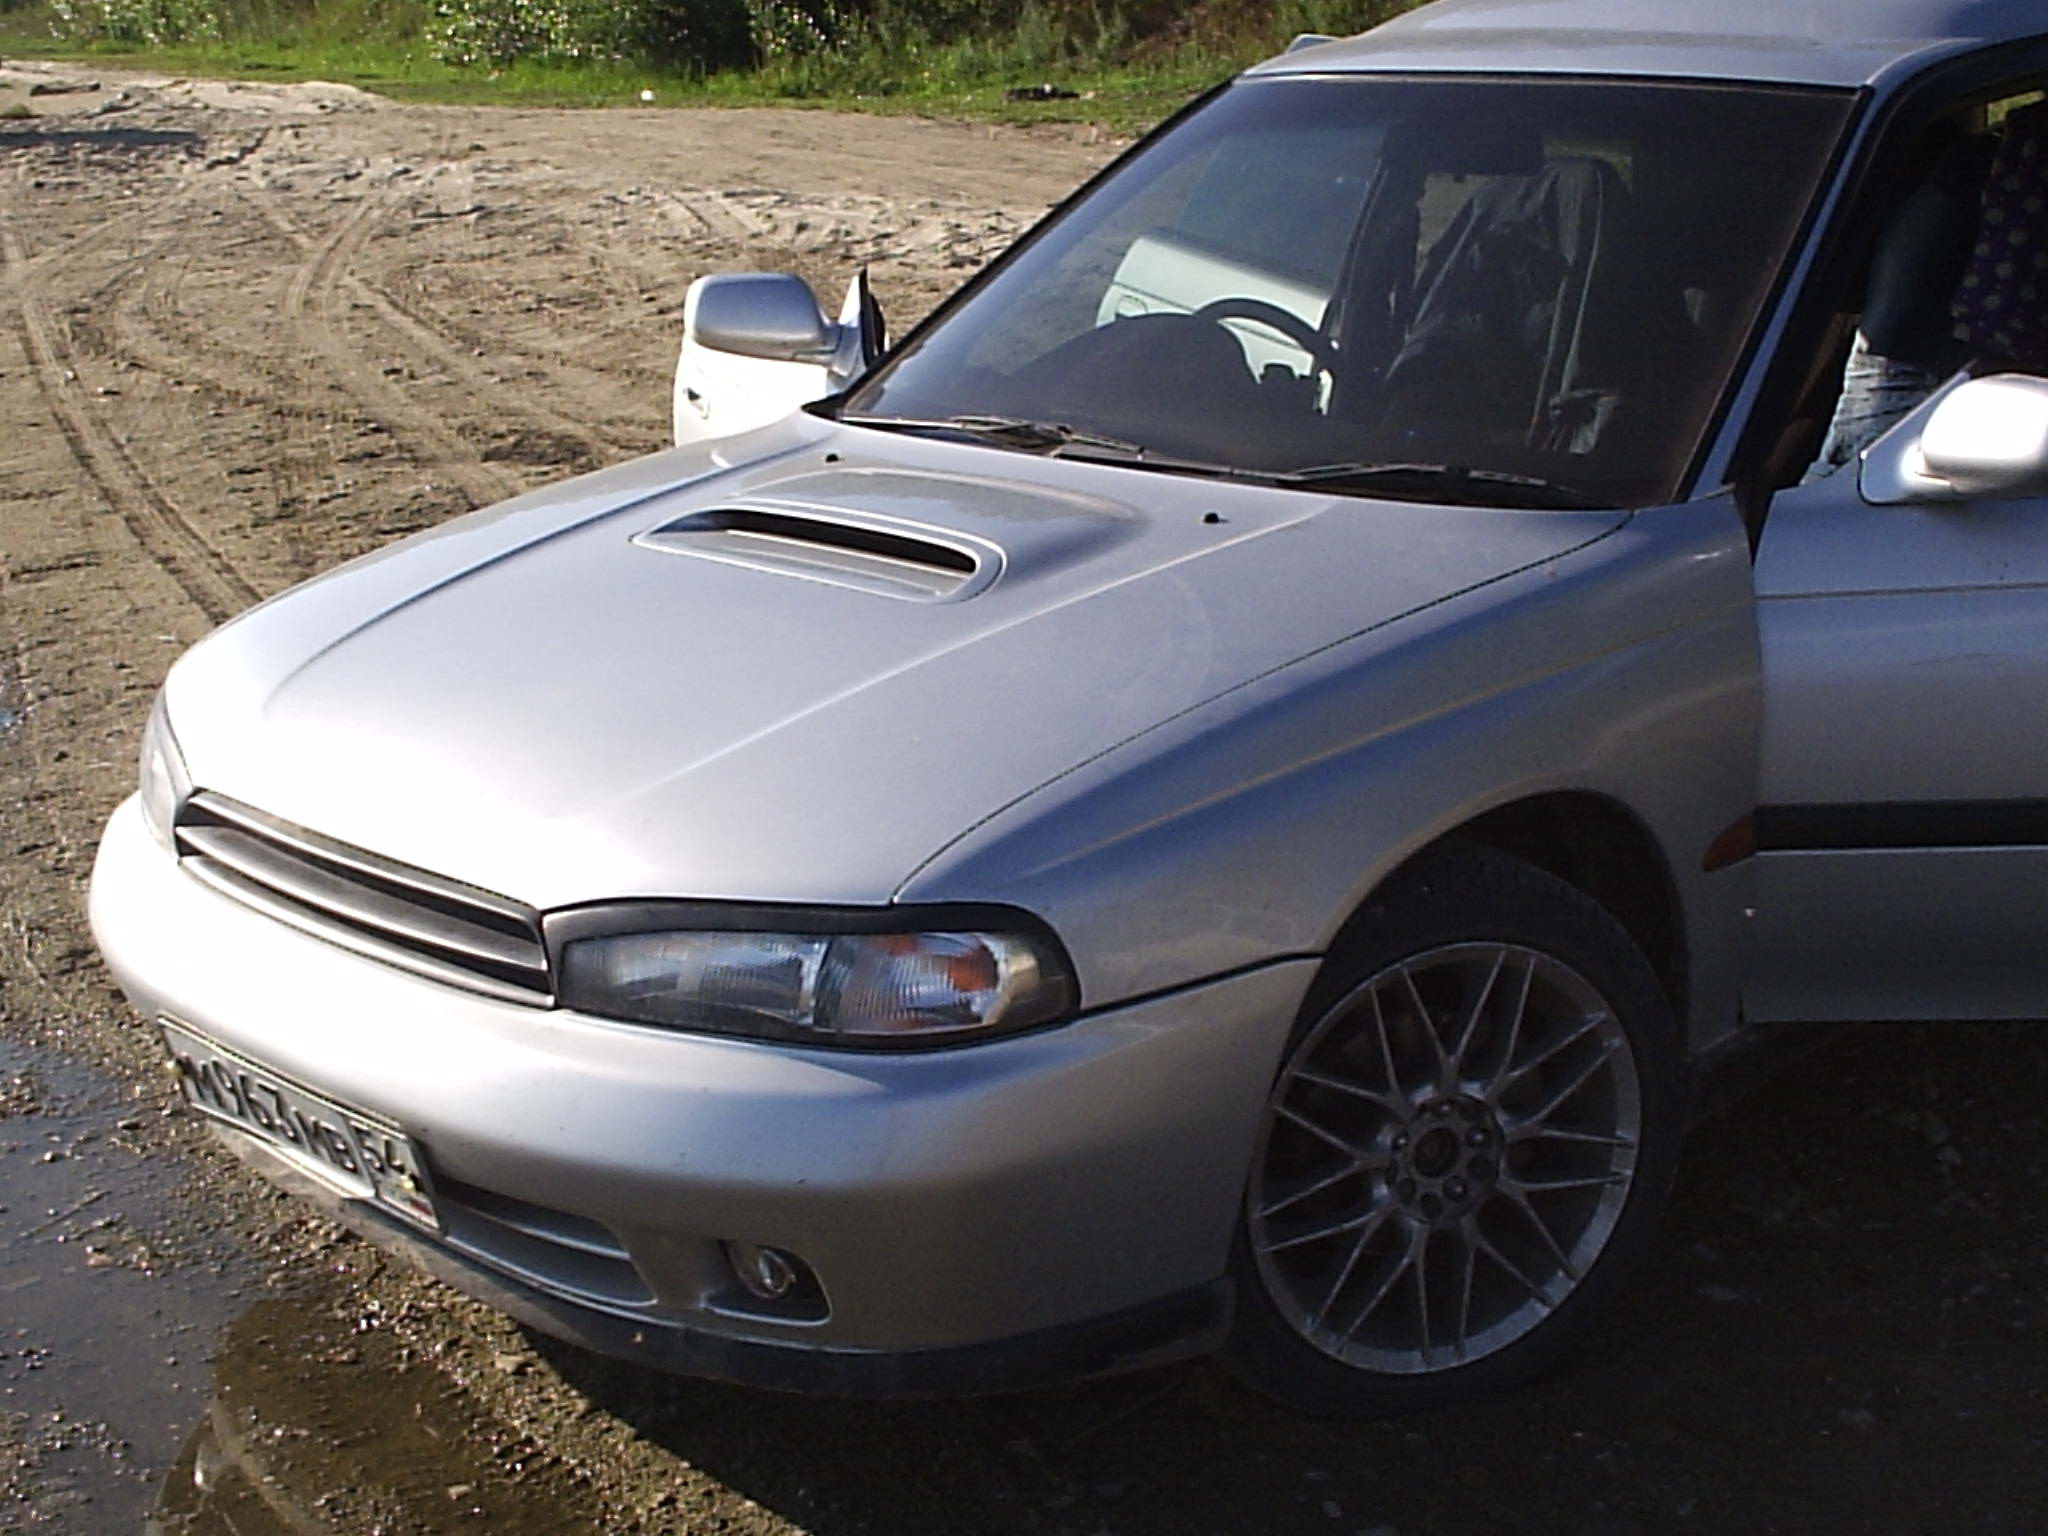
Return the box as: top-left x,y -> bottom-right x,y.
1221,847 -> 1683,1417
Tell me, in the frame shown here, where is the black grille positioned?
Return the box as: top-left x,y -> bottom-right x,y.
175,791 -> 551,1005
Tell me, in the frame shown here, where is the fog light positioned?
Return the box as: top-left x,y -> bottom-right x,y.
727,1241 -> 799,1300
714,1240 -> 827,1321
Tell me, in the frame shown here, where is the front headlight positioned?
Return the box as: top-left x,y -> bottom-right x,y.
550,907 -> 1077,1048
138,692 -> 190,852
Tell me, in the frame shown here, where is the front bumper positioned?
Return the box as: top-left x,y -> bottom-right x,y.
91,796 -> 1314,1388
217,1129 -> 1232,1397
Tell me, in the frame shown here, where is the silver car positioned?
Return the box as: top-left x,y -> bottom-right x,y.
90,0 -> 2048,1415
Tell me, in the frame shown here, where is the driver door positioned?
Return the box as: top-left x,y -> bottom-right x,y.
1747,391 -> 2048,1021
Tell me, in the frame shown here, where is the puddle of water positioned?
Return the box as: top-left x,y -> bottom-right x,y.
144,1296 -> 598,1536
0,1035 -> 249,1529
2,1036 -> 611,1533
0,654 -> 22,737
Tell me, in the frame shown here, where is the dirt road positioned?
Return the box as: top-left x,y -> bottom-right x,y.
3,57 -> 2046,1536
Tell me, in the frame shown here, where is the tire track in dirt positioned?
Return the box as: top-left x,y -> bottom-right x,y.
108,235 -> 263,403
379,223 -> 673,431
39,171 -> 297,413
0,206 -> 260,627
566,243 -> 679,398
13,207 -> 147,280
103,204 -> 366,589
664,186 -> 779,245
251,179 -> 640,500
321,181 -> 652,457
96,185 -> 285,406
367,270 -> 643,459
65,191 -> 223,387
29,177 -> 358,595
4,126 -> 231,267
329,152 -> 640,450
6,157 -> 186,281
259,184 -> 524,509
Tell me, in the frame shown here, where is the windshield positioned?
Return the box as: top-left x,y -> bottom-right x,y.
841,76 -> 1855,508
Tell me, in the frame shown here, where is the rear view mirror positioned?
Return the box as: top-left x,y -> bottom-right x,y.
685,273 -> 838,361
1862,374 -> 2048,504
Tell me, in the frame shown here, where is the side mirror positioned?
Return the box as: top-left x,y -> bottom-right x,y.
1863,374 -> 2048,504
685,273 -> 838,362
674,272 -> 885,448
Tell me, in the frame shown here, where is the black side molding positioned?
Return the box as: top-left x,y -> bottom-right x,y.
1756,799 -> 2048,852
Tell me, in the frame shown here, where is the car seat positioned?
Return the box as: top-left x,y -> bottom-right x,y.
1373,157 -> 1682,461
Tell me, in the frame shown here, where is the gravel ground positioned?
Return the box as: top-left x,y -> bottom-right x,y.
2,56 -> 2046,1536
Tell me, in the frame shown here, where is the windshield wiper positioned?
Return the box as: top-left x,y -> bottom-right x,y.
836,422 -> 1610,507
837,413 -> 1149,456
838,412 -> 1274,484
1273,461 -> 1608,509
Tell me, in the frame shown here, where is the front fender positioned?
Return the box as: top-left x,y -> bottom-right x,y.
897,496 -> 1759,1055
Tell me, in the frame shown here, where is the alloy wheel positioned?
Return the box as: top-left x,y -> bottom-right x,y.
1246,941 -> 1641,1375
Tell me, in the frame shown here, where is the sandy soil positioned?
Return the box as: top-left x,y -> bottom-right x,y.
3,55 -> 2047,1536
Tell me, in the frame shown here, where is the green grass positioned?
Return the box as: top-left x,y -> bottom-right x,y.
0,16 -> 708,108
0,1 -> 1404,131
0,32 -> 1202,128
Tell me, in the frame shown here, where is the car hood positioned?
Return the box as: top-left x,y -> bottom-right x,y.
167,417 -> 1627,908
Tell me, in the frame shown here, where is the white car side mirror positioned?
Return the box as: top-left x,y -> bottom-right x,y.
1862,373 -> 2048,504
686,273 -> 838,362
673,272 -> 881,448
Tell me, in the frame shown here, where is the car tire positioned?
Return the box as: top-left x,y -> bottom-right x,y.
1220,844 -> 1683,1418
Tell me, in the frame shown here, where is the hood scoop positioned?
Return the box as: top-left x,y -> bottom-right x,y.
633,504 -> 999,602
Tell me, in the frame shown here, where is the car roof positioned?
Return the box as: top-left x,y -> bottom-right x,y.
1249,0 -> 2047,90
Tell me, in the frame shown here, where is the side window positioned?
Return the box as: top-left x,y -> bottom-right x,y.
1796,85 -> 2048,487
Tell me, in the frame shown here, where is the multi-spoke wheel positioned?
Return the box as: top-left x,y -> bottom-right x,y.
1222,847 -> 1682,1417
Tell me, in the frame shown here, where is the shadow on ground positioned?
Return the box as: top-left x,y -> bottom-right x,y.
532,1022 -> 2048,1536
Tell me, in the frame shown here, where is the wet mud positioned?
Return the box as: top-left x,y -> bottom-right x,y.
1,1036 -> 245,1529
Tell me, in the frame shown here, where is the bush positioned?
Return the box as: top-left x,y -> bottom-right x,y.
744,0 -> 850,63
50,0 -> 236,44
418,0 -> 1080,76
43,0 -> 1429,84
748,0 -> 1136,97
427,0 -> 750,69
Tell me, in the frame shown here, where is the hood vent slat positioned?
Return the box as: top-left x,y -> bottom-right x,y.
633,508 -> 992,602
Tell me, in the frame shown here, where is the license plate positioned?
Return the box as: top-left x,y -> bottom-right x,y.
159,1018 -> 439,1231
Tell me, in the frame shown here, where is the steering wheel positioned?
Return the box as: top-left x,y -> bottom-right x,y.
1191,296 -> 1341,379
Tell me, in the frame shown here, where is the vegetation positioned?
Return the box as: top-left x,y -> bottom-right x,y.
0,0 -> 1423,128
